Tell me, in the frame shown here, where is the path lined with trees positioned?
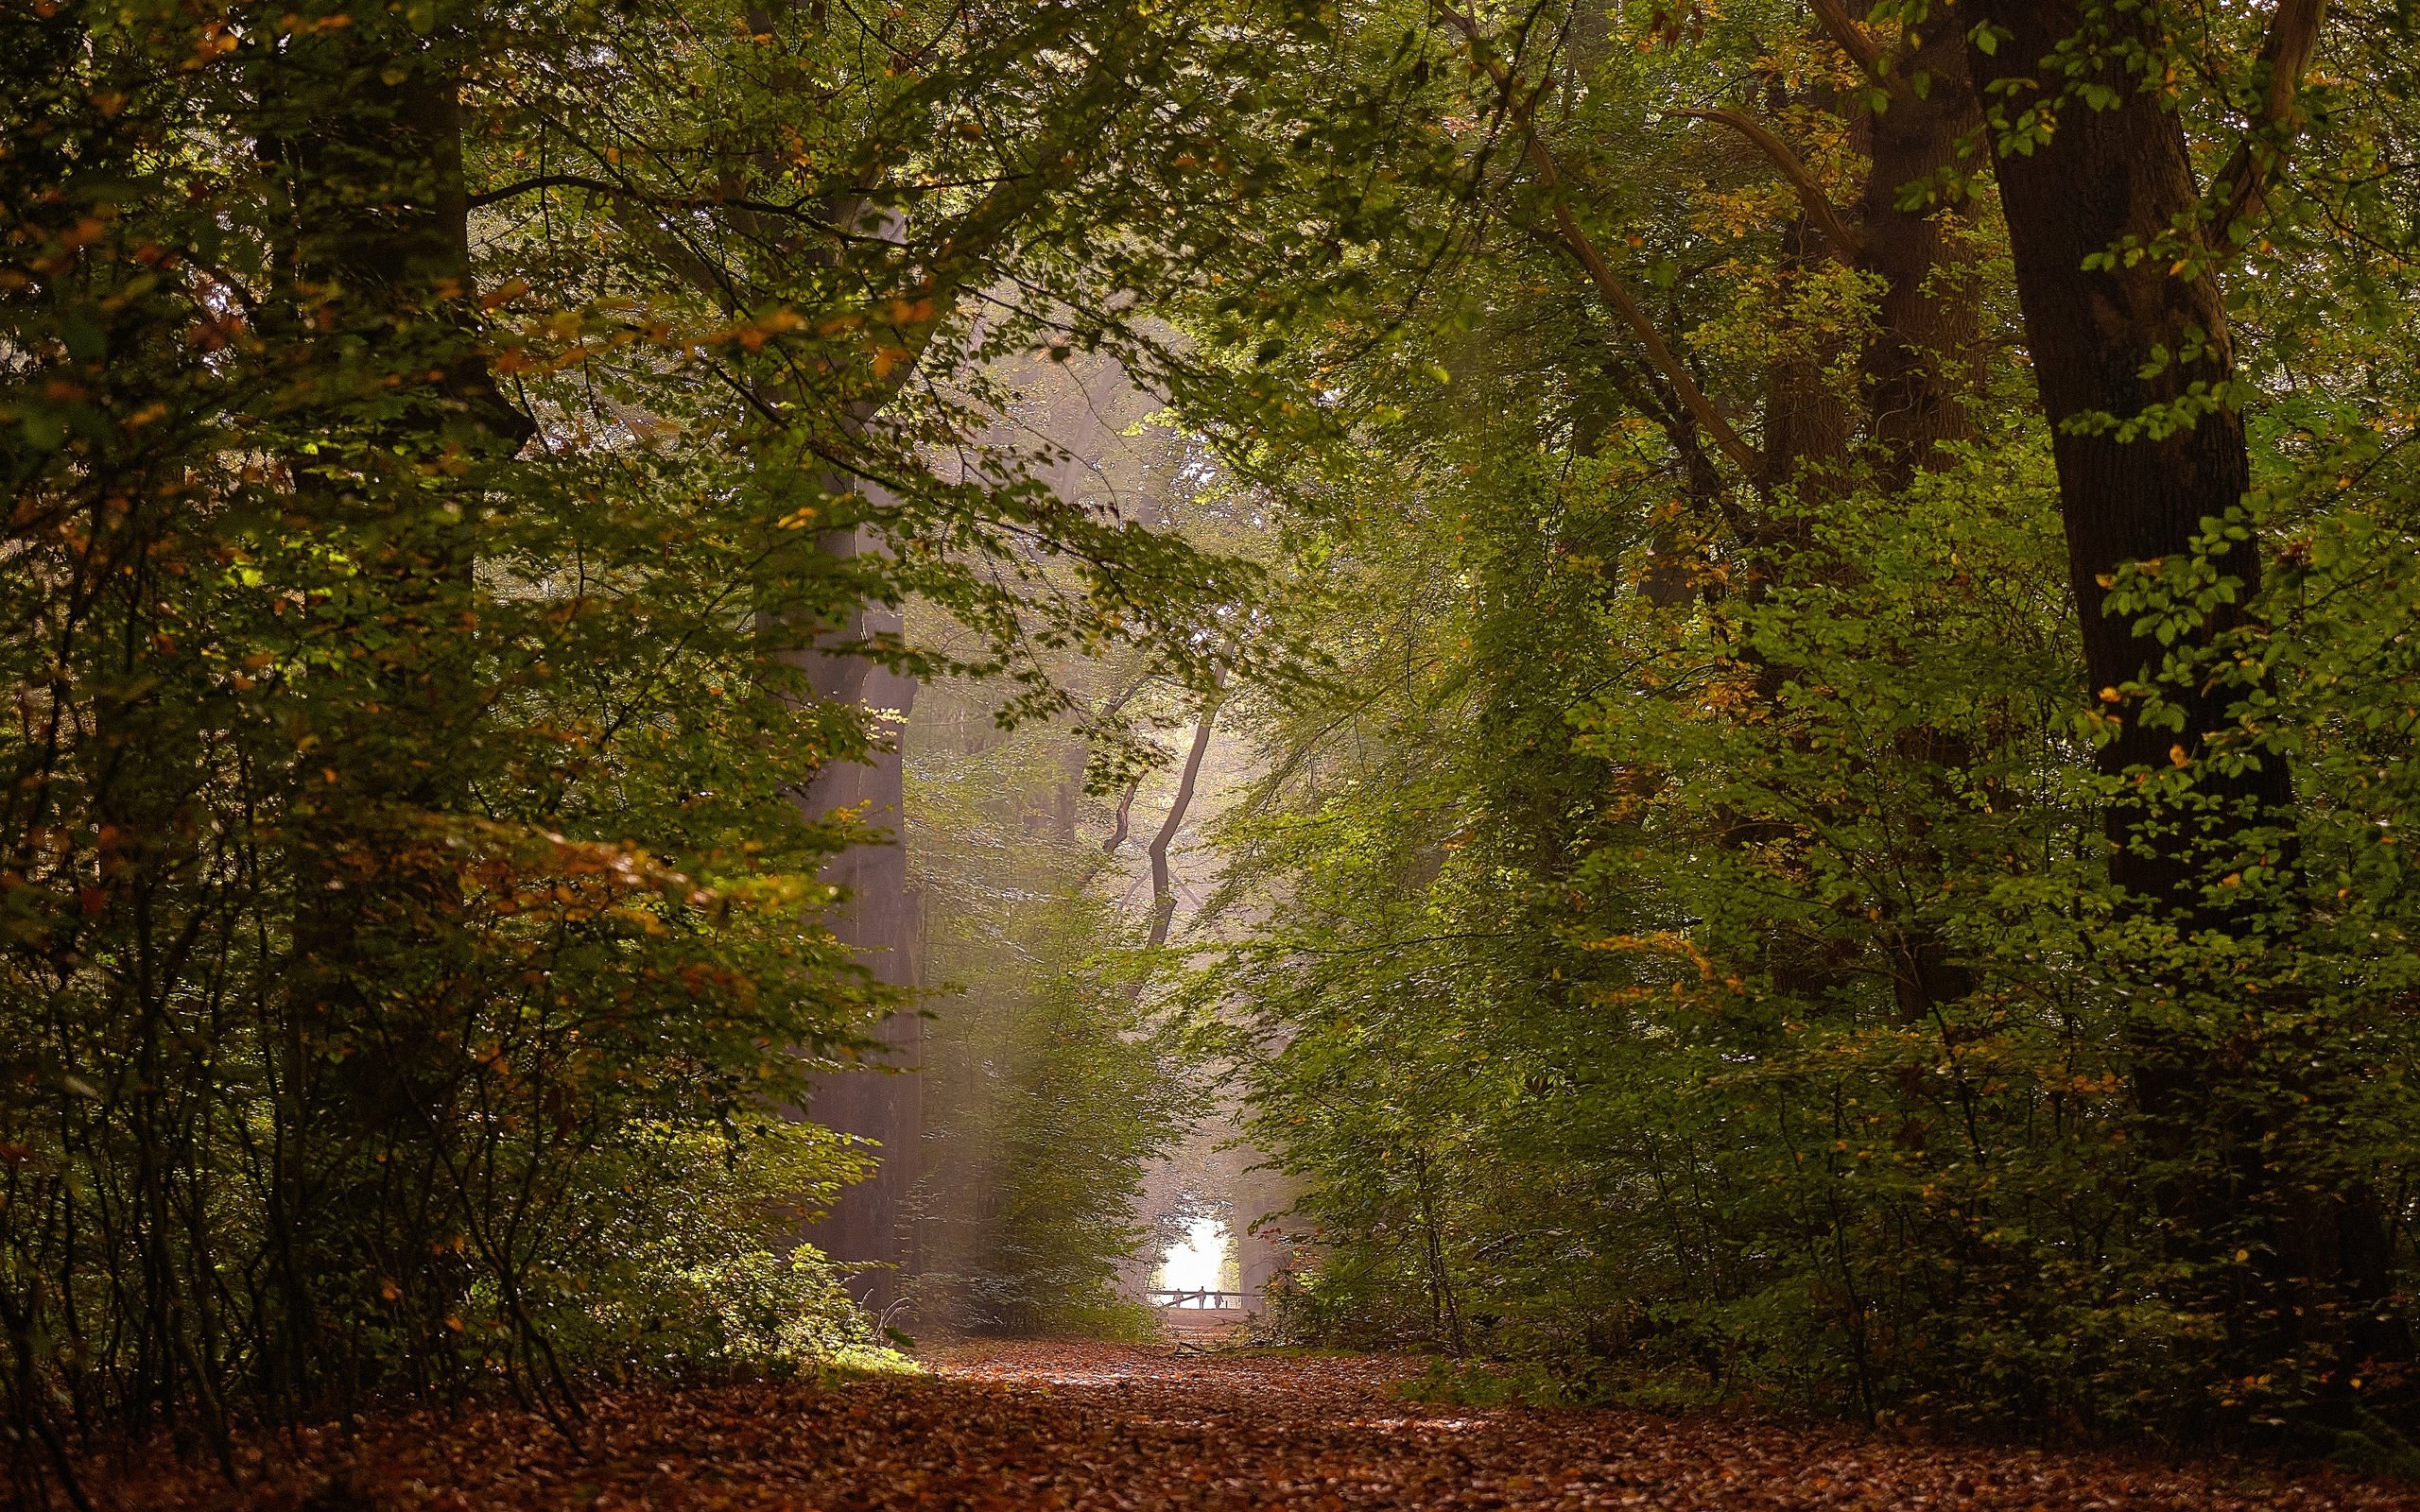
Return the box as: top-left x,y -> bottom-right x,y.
9,0 -> 2420,1500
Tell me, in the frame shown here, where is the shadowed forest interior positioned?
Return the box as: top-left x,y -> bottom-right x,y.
8,0 -> 2420,1502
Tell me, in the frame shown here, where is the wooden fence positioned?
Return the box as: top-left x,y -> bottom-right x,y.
1148,1288 -> 1250,1310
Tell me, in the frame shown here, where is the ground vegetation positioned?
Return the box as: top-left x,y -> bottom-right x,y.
1197,0 -> 2420,1459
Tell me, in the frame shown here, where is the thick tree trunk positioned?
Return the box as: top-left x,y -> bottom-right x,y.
794,526 -> 925,1312
1967,0 -> 2288,908
1842,11 -> 1986,1025
1761,215 -> 1857,495
1855,17 -> 1981,480
1970,0 -> 2403,1384
254,6 -> 533,1410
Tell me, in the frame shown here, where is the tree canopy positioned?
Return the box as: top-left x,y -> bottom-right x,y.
7,0 -> 2420,1493
1186,0 -> 2420,1451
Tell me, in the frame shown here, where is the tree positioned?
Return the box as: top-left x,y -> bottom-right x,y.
1197,0 -> 2420,1444
2,0 -> 1317,1487
1971,0 -> 2408,1402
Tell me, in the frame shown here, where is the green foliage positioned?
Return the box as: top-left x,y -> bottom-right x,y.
1194,0 -> 2420,1452
1,0 -> 1314,1482
549,1120 -> 909,1378
13,0 -> 2420,1477
908,675 -> 1195,1338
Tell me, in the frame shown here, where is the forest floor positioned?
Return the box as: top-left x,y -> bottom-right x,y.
87,1338 -> 2420,1512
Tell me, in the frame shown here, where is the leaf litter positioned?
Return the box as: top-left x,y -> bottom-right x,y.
89,1340 -> 2420,1511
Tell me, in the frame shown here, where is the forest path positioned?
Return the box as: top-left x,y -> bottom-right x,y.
104,1338 -> 2419,1511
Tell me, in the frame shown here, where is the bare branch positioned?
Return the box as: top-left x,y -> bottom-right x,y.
1146,679 -> 1223,948
1675,109 -> 1863,259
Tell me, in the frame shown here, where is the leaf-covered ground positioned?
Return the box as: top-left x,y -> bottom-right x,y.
94,1340 -> 2420,1511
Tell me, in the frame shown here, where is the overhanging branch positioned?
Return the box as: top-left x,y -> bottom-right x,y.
1674,109 -> 1863,259
2207,0 -> 2329,266
1435,6 -> 1766,484
1807,0 -> 1892,82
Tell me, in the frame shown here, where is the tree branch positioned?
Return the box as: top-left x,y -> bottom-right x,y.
1435,5 -> 1766,484
1675,109 -> 1863,259
467,173 -> 894,235
1146,679 -> 1222,949
1103,775 -> 1141,854
1807,0 -> 1891,80
2208,0 -> 2329,266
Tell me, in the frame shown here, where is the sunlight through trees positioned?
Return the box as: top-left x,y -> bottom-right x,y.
8,0 -> 2420,1498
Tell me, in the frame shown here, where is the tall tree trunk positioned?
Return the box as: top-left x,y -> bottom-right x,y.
753,26 -> 1146,1297
1841,7 -> 1986,1029
1970,0 -> 2402,1385
1966,0 -> 2285,899
1854,15 -> 1982,482
253,2 -> 530,1409
794,522 -> 925,1312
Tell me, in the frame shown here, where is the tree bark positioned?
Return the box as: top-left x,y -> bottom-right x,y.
794,557 -> 925,1310
1854,15 -> 1981,480
254,2 -> 532,1412
1970,0 -> 2404,1383
1967,0 -> 2289,911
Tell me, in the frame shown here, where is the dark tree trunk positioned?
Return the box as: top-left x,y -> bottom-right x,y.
1761,215 -> 1857,496
252,6 -> 531,1411
1855,16 -> 1982,481
1970,0 -> 2405,1386
1846,15 -> 1986,1025
1966,0 -> 2288,907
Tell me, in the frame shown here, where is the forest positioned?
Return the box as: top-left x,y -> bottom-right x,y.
5,0 -> 2420,1503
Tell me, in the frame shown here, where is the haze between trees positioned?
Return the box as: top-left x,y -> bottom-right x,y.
6,0 -> 2420,1500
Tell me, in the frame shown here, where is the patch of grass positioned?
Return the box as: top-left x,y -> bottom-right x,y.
1395,1354 -> 1730,1414
1056,1297 -> 1169,1343
814,1342 -> 926,1381
1599,1368 -> 1728,1415
1396,1357 -> 1576,1409
2329,1411 -> 2420,1482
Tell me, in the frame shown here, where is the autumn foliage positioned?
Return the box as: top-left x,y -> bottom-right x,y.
9,0 -> 2420,1499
